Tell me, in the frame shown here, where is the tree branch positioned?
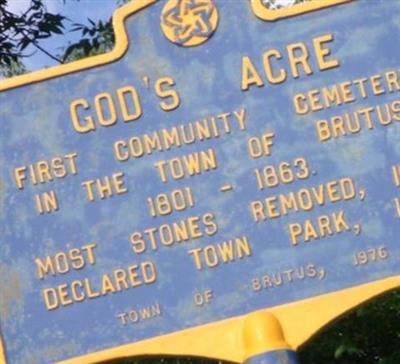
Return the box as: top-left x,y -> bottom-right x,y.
31,40 -> 64,63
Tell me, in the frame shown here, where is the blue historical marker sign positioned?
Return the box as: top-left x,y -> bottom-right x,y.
1,0 -> 400,363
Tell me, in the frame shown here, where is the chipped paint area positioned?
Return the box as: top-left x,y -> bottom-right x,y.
19,342 -> 81,364
0,265 -> 24,322
262,0 -> 312,10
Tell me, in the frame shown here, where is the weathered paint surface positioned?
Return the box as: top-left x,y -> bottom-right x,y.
1,0 -> 400,363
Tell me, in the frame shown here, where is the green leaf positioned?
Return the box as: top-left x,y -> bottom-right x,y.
334,344 -> 347,359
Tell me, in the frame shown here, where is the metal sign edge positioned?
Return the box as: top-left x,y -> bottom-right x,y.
0,0 -> 387,363
51,276 -> 400,364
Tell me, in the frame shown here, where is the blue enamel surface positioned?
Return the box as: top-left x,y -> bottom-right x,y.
245,350 -> 300,364
1,0 -> 400,363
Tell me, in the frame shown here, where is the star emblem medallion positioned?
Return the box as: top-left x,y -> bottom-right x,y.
161,0 -> 219,47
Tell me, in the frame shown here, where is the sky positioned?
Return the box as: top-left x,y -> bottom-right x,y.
6,0 -> 120,71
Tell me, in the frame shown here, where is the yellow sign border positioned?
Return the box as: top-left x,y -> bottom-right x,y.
250,0 -> 353,21
55,277 -> 400,363
0,335 -> 5,364
0,0 -> 157,92
0,0 -> 355,94
0,0 -> 391,363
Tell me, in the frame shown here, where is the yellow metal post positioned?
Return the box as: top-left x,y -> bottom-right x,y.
243,311 -> 300,364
